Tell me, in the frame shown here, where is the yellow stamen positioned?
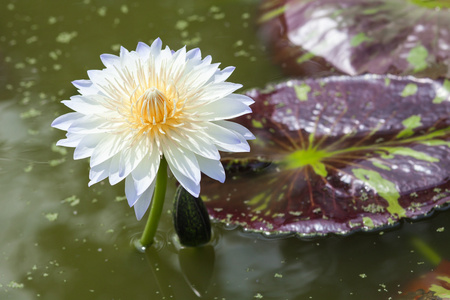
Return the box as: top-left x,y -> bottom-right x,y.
133,87 -> 174,126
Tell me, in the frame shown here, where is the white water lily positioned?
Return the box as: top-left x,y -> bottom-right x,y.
52,38 -> 254,220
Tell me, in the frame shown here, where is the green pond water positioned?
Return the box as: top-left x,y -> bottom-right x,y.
1,0 -> 449,299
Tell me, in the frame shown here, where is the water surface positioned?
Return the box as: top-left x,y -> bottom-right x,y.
0,1 -> 449,299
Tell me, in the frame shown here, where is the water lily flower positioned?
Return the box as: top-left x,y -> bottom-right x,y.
51,38 -> 254,221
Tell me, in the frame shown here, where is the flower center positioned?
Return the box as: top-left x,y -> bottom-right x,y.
135,87 -> 173,125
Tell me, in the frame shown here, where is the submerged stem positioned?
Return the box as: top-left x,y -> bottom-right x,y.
140,156 -> 168,247
411,237 -> 442,266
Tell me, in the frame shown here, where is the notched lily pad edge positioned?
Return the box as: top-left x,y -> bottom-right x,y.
207,202 -> 450,239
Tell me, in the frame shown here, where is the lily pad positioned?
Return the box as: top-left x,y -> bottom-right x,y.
202,75 -> 450,236
259,0 -> 450,78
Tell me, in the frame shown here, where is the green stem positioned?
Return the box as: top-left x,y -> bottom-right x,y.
140,157 -> 168,247
411,237 -> 442,266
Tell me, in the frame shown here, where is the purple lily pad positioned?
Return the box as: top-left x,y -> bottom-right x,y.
258,0 -> 450,78
202,75 -> 450,236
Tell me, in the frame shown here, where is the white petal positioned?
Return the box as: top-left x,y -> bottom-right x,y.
67,115 -> 109,134
200,82 -> 243,103
120,47 -> 140,72
118,137 -> 147,178
169,165 -> 200,198
182,63 -> 220,91
169,129 -> 220,160
202,55 -> 212,65
131,147 -> 160,196
225,93 -> 255,106
125,175 -> 139,207
100,53 -> 120,68
72,79 -> 91,89
133,180 -> 156,221
87,68 -> 130,99
204,122 -> 250,153
72,80 -> 99,95
197,155 -> 225,183
109,139 -> 149,186
154,47 -> 173,73
186,48 -> 201,61
203,122 -> 241,145
87,69 -> 106,86
136,42 -> 150,58
56,132 -> 84,147
150,38 -> 163,57
170,46 -> 187,76
183,54 -> 213,77
215,136 -> 250,153
212,66 -> 235,83
62,95 -> 109,115
51,112 -> 82,130
108,153 -> 122,185
74,133 -> 105,160
90,133 -> 127,167
163,139 -> 201,184
195,98 -> 252,121
109,152 -> 129,185
119,46 -> 130,57
214,120 -> 255,140
88,159 -> 111,186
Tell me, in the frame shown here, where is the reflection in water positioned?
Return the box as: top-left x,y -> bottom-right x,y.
144,228 -> 216,299
178,245 -> 215,297
145,246 -> 176,299
146,244 -> 216,298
